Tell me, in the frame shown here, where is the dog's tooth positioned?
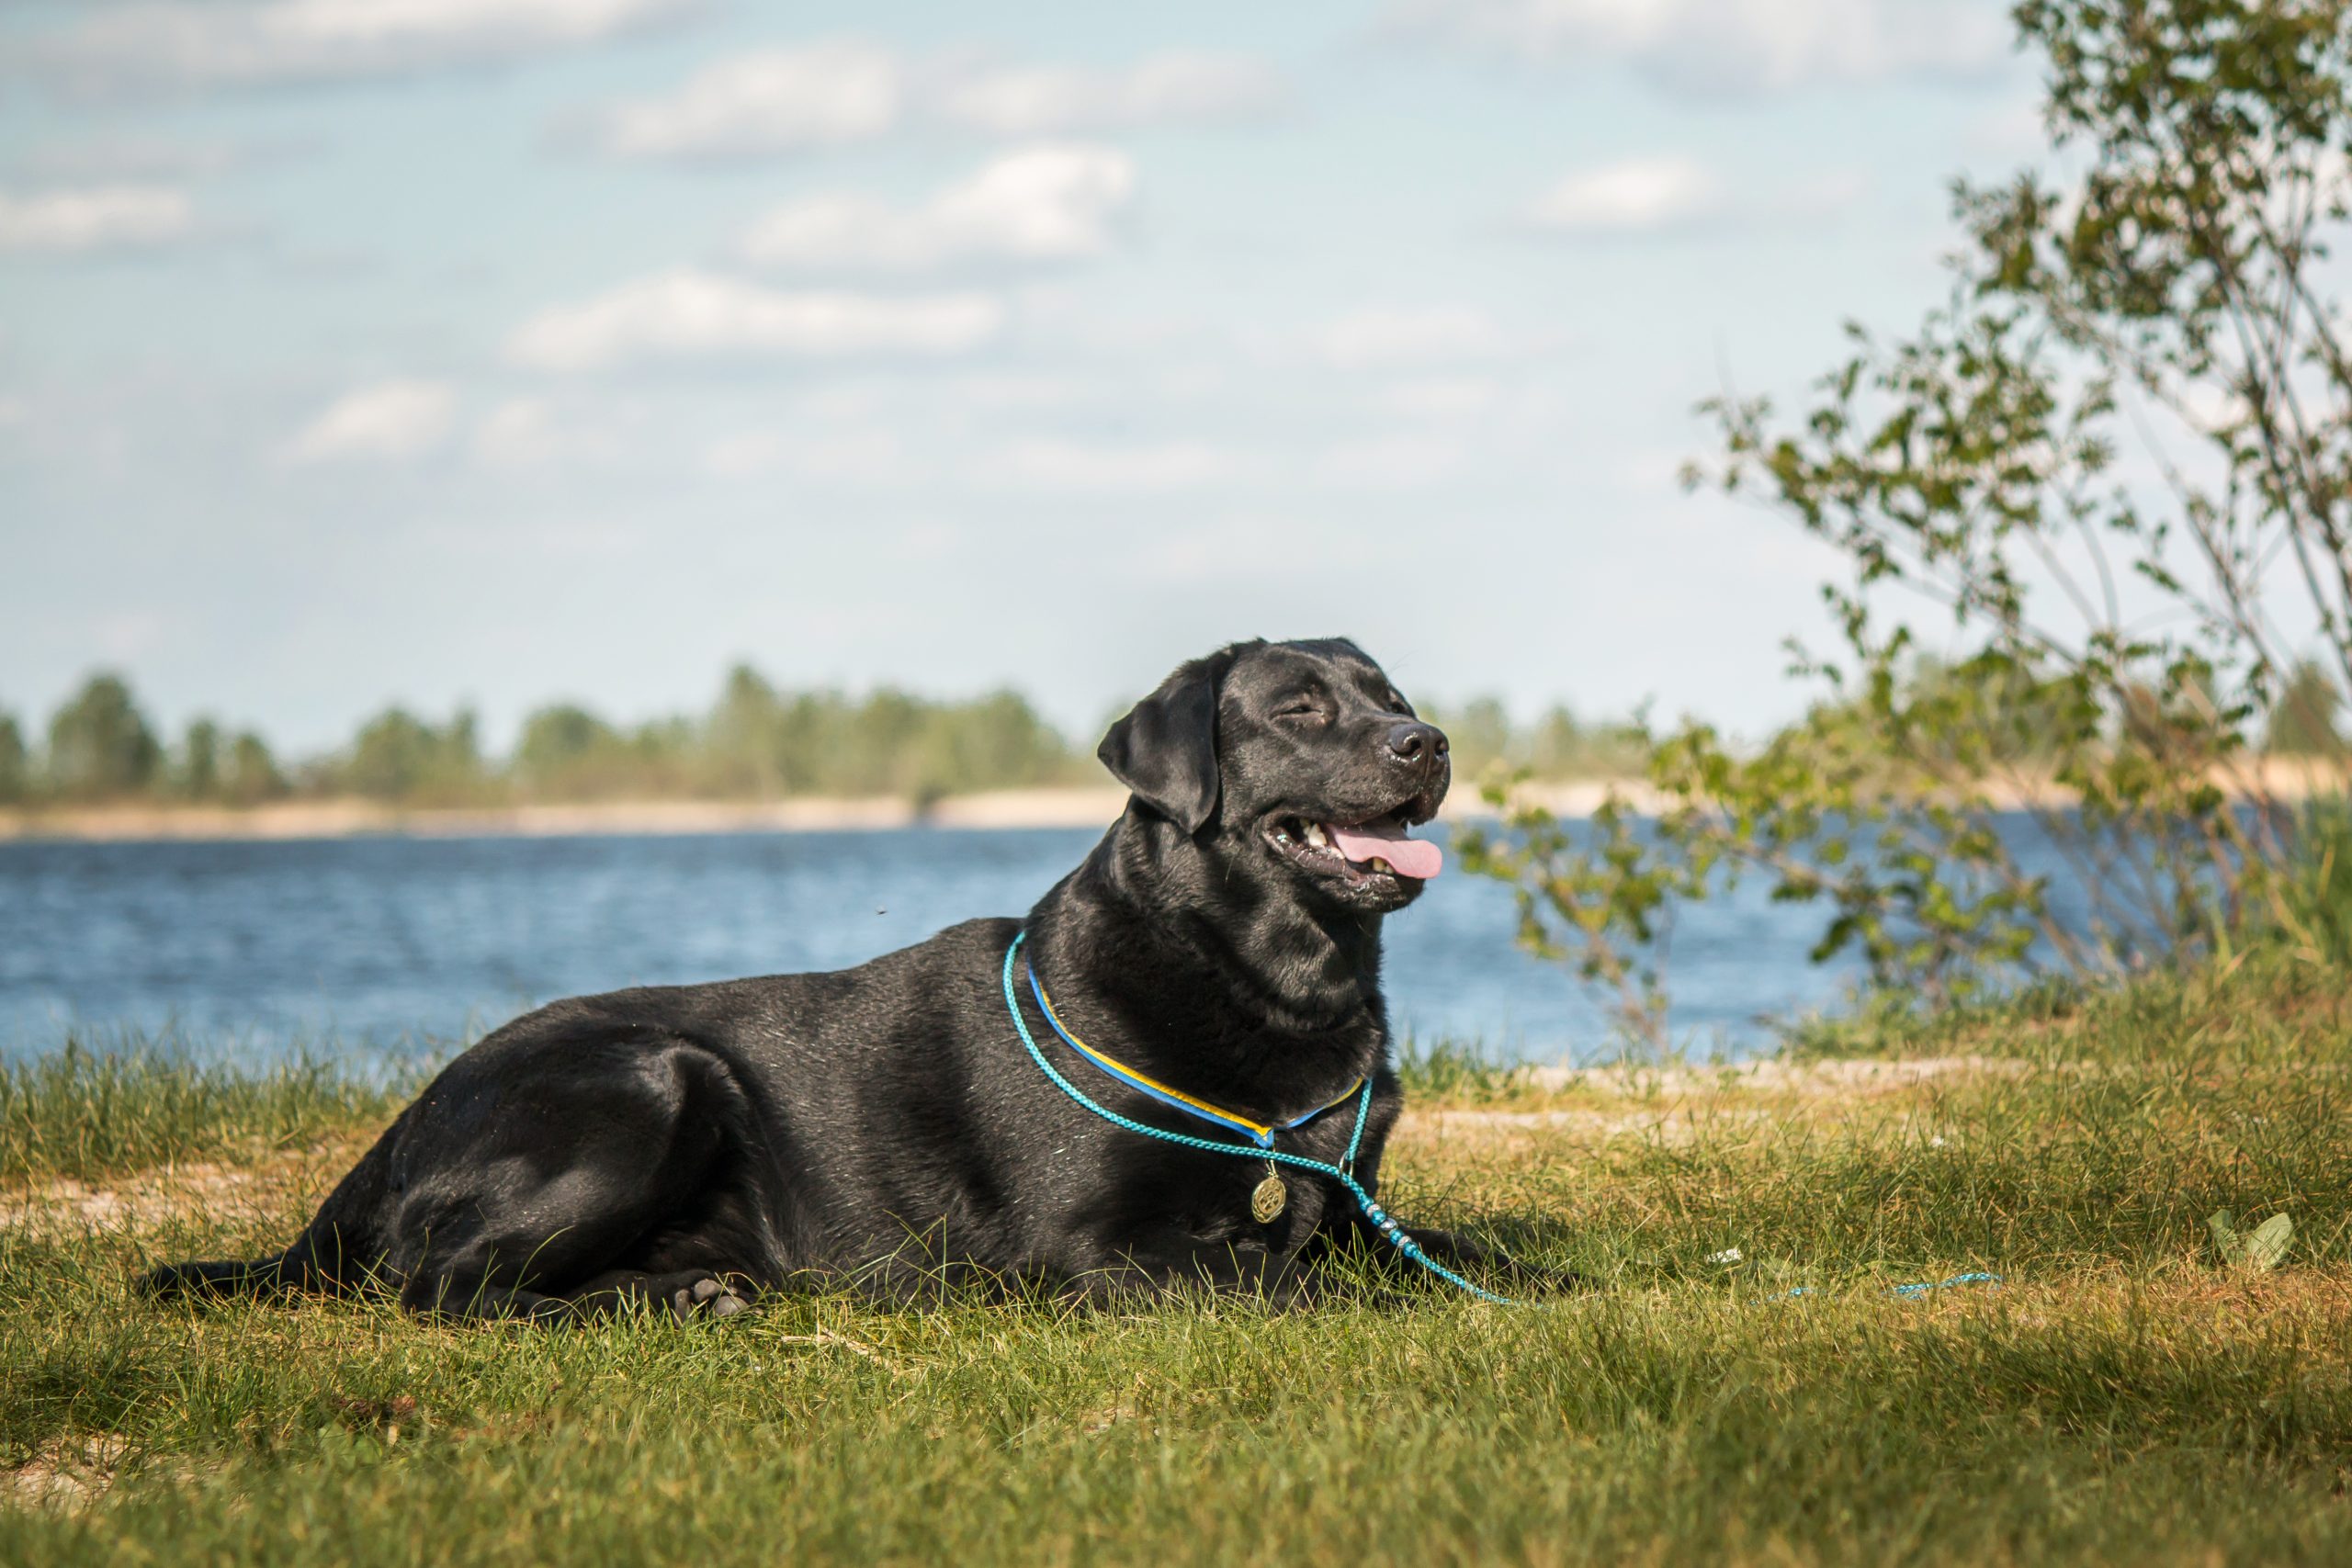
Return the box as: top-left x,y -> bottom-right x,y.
1304,822 -> 1330,848
1369,856 -> 1392,874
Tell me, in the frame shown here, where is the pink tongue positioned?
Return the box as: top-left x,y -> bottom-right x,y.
1327,821 -> 1442,879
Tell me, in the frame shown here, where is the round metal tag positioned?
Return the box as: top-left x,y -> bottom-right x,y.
1250,1171 -> 1287,1224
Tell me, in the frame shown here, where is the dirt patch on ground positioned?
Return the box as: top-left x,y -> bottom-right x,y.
1401,1055 -> 2021,1150
0,1137 -> 367,1239
0,1059 -> 2019,1233
1526,1054 -> 2024,1100
1,1437 -> 134,1513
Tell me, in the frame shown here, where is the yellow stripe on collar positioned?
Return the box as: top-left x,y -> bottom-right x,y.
1030,974 -> 1365,1145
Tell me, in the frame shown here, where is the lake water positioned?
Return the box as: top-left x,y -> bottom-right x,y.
0,824 -> 1886,1071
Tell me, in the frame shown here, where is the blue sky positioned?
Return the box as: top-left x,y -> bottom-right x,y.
0,0 -> 2043,752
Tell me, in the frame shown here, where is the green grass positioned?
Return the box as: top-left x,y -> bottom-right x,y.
1394,1032 -> 1536,1104
4,951 -> 2350,1564
0,1037 -> 405,1187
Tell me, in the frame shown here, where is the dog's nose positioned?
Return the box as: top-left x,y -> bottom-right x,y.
1385,722 -> 1447,766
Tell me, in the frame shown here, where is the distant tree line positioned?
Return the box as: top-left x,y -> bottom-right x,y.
0,667 -> 1093,808
1,661 -> 2330,814
1416,698 -> 1650,783
0,667 -> 1661,811
0,675 -> 291,807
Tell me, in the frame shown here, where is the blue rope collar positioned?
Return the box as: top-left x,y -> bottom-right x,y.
1025,958 -> 1366,1150
1001,931 -> 1512,1304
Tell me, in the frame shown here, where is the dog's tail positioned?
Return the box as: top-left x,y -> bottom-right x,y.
140,1250 -> 303,1301
143,1102 -> 408,1303
140,1222 -> 379,1301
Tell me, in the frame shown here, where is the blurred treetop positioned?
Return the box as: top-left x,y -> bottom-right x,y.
0,668 -> 1653,809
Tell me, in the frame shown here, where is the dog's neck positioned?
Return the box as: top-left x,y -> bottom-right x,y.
1021,808 -> 1387,1117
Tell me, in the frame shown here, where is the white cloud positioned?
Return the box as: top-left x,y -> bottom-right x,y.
598,42 -> 901,160
937,51 -> 1279,136
1379,377 -> 1506,419
594,45 -> 1277,160
1388,0 -> 2010,96
1316,305 -> 1512,370
991,438 -> 1245,492
470,397 -> 566,468
1523,155 -> 1867,235
739,146 -> 1134,275
285,378 -> 457,463
701,428 -> 912,485
506,269 -> 1005,372
46,0 -> 684,91
0,186 -> 194,254
1525,154 -> 1724,233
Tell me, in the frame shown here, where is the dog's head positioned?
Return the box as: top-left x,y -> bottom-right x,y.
1099,638 -> 1449,916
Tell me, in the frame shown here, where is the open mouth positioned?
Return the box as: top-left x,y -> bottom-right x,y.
1266,808 -> 1443,884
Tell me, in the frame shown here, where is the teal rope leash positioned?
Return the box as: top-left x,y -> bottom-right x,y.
1769,1271 -> 2002,1303
1001,931 -> 1513,1306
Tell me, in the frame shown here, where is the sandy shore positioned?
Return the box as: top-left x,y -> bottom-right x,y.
0,789 -> 1137,842
1485,760 -> 2347,818
0,762 -> 2337,842
0,784 -> 1634,842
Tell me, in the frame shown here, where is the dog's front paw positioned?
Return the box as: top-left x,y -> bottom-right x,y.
670,1274 -> 753,1322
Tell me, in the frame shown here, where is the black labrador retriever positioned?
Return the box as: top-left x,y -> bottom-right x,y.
144,637 -> 1541,1318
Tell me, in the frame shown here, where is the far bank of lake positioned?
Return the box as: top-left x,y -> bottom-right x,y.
3,761 -> 2340,844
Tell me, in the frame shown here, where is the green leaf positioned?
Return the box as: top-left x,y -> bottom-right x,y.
2207,1210 -> 2238,1255
2242,1213 -> 2293,1272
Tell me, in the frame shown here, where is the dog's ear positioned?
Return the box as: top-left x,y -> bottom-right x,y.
1099,651 -> 1234,834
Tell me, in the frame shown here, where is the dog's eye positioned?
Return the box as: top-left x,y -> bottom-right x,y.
1274,698 -> 1329,721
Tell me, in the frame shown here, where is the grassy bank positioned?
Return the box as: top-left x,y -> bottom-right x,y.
3,953 -> 2349,1565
